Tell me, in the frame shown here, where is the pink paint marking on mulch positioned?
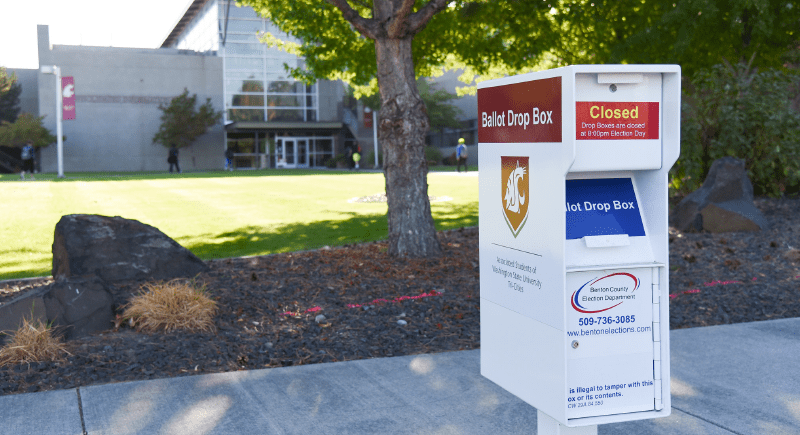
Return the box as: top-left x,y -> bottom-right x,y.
346,290 -> 441,308
703,280 -> 743,287
281,306 -> 323,316
669,278 -> 745,300
281,290 -> 442,316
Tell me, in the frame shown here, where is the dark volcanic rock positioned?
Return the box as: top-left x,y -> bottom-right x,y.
52,214 -> 208,282
671,157 -> 768,233
43,276 -> 115,340
0,276 -> 114,341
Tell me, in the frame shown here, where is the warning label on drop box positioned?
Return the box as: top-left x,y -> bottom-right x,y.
576,102 -> 659,140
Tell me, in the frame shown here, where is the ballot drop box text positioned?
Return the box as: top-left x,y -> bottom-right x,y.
478,65 -> 680,427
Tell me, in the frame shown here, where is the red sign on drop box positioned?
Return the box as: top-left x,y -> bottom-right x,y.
576,102 -> 659,140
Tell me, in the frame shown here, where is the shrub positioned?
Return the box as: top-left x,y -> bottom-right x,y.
0,317 -> 69,367
121,280 -> 218,333
443,151 -> 458,166
424,146 -> 443,165
675,59 -> 800,197
152,88 -> 222,149
326,153 -> 347,168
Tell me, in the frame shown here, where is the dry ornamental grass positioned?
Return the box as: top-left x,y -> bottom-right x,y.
121,279 -> 218,333
0,317 -> 69,367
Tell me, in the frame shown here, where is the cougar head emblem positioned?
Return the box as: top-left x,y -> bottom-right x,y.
501,156 -> 530,237
504,161 -> 526,213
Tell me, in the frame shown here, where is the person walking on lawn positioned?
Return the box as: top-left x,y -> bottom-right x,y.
20,141 -> 35,180
225,147 -> 234,171
456,138 -> 468,173
168,145 -> 181,173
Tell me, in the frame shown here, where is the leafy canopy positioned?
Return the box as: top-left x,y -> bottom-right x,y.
0,66 -> 22,124
610,0 -> 800,77
239,1 -> 800,96
242,0 -> 560,97
153,89 -> 222,148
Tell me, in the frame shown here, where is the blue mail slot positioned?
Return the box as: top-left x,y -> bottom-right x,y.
565,178 -> 645,240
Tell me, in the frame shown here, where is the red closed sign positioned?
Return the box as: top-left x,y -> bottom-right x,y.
576,102 -> 659,140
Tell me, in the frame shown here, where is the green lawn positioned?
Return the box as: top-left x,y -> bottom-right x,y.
0,169 -> 478,280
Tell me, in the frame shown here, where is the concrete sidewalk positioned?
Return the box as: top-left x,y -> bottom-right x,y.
2,318 -> 798,435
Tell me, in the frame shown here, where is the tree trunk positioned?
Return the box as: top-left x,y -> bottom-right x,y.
375,36 -> 442,257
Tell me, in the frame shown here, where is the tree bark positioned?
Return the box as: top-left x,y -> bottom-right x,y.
375,35 -> 442,257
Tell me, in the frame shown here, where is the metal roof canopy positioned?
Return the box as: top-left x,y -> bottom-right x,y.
225,121 -> 344,132
161,0 -> 212,48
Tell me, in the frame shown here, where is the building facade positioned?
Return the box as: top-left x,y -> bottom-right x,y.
27,0 -> 476,173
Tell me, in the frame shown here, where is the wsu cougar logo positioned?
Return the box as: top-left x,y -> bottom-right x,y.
505,162 -> 526,213
501,156 -> 530,237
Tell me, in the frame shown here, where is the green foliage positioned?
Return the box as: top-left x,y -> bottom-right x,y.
424,146 -> 443,165
417,78 -> 464,133
0,66 -> 21,124
0,113 -> 57,148
346,77 -> 462,132
326,153 -> 347,168
675,60 -> 800,197
153,88 -> 222,148
607,0 -> 800,78
242,0 -> 560,97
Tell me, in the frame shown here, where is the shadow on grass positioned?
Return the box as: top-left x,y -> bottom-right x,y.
184,201 -> 478,260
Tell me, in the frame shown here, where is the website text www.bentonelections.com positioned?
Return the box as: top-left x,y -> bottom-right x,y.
567,325 -> 651,337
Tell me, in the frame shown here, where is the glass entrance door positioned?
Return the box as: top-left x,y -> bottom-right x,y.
297,139 -> 309,168
277,137 -> 311,168
284,139 -> 295,167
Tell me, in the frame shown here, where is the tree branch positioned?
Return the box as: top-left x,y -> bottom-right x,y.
406,0 -> 450,35
325,0 -> 380,40
386,0 -> 417,38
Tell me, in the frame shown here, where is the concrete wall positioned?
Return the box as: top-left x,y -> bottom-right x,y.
37,25 -> 224,173
318,79 -> 345,123
8,68 -> 39,116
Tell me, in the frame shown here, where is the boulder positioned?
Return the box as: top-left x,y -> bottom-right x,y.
0,276 -> 114,341
672,157 -> 768,233
43,275 -> 115,340
53,214 -> 208,282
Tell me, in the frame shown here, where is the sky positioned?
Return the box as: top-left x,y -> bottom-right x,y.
0,0 -> 193,69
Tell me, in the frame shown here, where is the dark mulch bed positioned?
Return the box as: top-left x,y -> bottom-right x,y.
0,197 -> 799,397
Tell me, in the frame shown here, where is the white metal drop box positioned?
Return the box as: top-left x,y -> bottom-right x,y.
477,65 -> 680,427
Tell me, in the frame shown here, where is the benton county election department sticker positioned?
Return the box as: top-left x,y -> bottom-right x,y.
571,272 -> 640,313
501,156 -> 529,238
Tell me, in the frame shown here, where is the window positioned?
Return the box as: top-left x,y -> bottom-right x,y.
221,4 -> 318,124
228,109 -> 265,122
229,94 -> 265,107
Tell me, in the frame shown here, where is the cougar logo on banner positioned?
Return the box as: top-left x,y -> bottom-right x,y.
501,156 -> 530,237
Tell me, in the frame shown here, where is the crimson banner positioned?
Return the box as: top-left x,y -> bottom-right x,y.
62,76 -> 75,120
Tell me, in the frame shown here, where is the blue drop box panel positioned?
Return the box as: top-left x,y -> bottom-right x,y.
565,178 -> 645,240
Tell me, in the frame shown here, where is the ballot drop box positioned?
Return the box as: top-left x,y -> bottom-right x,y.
478,65 -> 680,427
